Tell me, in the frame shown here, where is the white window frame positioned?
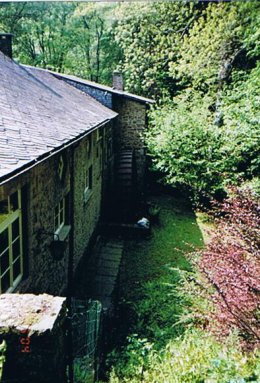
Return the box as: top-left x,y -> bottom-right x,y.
54,197 -> 66,235
84,165 -> 93,203
0,190 -> 23,293
96,128 -> 102,143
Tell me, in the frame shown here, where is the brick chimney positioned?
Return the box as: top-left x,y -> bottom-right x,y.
112,71 -> 124,91
0,33 -> 13,59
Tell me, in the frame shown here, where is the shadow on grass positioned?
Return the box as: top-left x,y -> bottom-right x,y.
103,192 -> 205,376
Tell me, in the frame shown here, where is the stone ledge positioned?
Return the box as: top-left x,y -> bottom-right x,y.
0,293 -> 66,335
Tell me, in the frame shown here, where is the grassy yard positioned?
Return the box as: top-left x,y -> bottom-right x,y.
103,192 -> 260,383
121,193 -> 204,292
105,193 -> 206,372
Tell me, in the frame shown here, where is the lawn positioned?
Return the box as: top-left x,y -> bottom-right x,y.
105,192 -> 260,383
106,192 -> 207,370
119,193 -> 205,301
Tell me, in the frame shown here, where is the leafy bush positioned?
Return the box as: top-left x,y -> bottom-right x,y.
146,78 -> 260,203
197,188 -> 260,348
146,92 -> 227,202
144,2 -> 260,203
0,341 -> 6,382
74,356 -> 94,383
109,330 -> 260,383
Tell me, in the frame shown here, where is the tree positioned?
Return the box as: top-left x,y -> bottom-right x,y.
0,3 -> 121,84
146,92 -> 226,201
65,3 -> 122,84
114,2 -> 204,97
145,1 -> 260,201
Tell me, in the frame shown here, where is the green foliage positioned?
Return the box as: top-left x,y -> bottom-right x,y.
145,1 -> 260,202
220,63 -> 260,181
146,92 -> 227,201
74,356 -> 94,383
0,3 -> 122,84
64,3 -> 122,83
109,335 -> 154,380
174,2 -> 260,90
0,341 -> 6,381
110,330 -> 260,383
114,2 -> 202,97
146,69 -> 260,202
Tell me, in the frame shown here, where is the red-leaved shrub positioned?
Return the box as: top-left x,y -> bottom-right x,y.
199,187 -> 260,348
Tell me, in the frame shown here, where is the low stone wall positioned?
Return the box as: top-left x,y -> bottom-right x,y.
0,293 -> 67,383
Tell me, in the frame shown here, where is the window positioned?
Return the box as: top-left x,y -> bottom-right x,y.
107,138 -> 113,160
87,135 -> 92,159
54,195 -> 70,241
96,128 -> 103,142
0,190 -> 23,293
84,165 -> 93,202
54,198 -> 65,233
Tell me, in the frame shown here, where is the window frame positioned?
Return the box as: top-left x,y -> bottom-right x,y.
84,165 -> 93,203
53,195 -> 71,241
96,128 -> 103,143
54,197 -> 66,235
0,190 -> 23,293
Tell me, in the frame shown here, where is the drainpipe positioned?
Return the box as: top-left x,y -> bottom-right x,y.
67,145 -> 75,383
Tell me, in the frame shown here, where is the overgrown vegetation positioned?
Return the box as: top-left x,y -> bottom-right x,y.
140,2 -> 260,201
107,190 -> 260,383
1,2 -> 259,381
0,2 -> 122,84
197,187 -> 260,348
1,2 -> 259,201
0,341 -> 6,381
110,331 -> 260,383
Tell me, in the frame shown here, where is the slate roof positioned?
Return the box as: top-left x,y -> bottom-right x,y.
49,71 -> 155,105
0,52 -> 117,182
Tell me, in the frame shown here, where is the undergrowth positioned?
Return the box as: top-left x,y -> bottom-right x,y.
104,193 -> 260,383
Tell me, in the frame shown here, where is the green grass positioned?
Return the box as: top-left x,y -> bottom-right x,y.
109,330 -> 260,383
105,193 -> 260,383
120,194 -> 204,301
107,193 -> 206,369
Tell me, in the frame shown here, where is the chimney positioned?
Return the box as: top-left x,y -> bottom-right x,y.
112,71 -> 124,91
0,33 -> 13,59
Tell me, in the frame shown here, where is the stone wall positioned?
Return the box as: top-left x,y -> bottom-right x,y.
0,293 -> 67,383
63,79 -> 113,109
58,77 -> 149,199
0,123 -> 113,296
19,152 -> 71,295
73,130 -> 103,272
112,96 -> 147,150
112,96 -> 148,197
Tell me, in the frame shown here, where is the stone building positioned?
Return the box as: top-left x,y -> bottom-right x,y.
0,35 -> 153,296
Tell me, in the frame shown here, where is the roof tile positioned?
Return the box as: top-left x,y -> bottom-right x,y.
0,53 -> 117,180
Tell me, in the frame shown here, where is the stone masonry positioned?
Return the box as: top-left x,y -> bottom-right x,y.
0,293 -> 67,383
58,76 -> 150,199
0,123 -> 113,296
113,96 -> 148,197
